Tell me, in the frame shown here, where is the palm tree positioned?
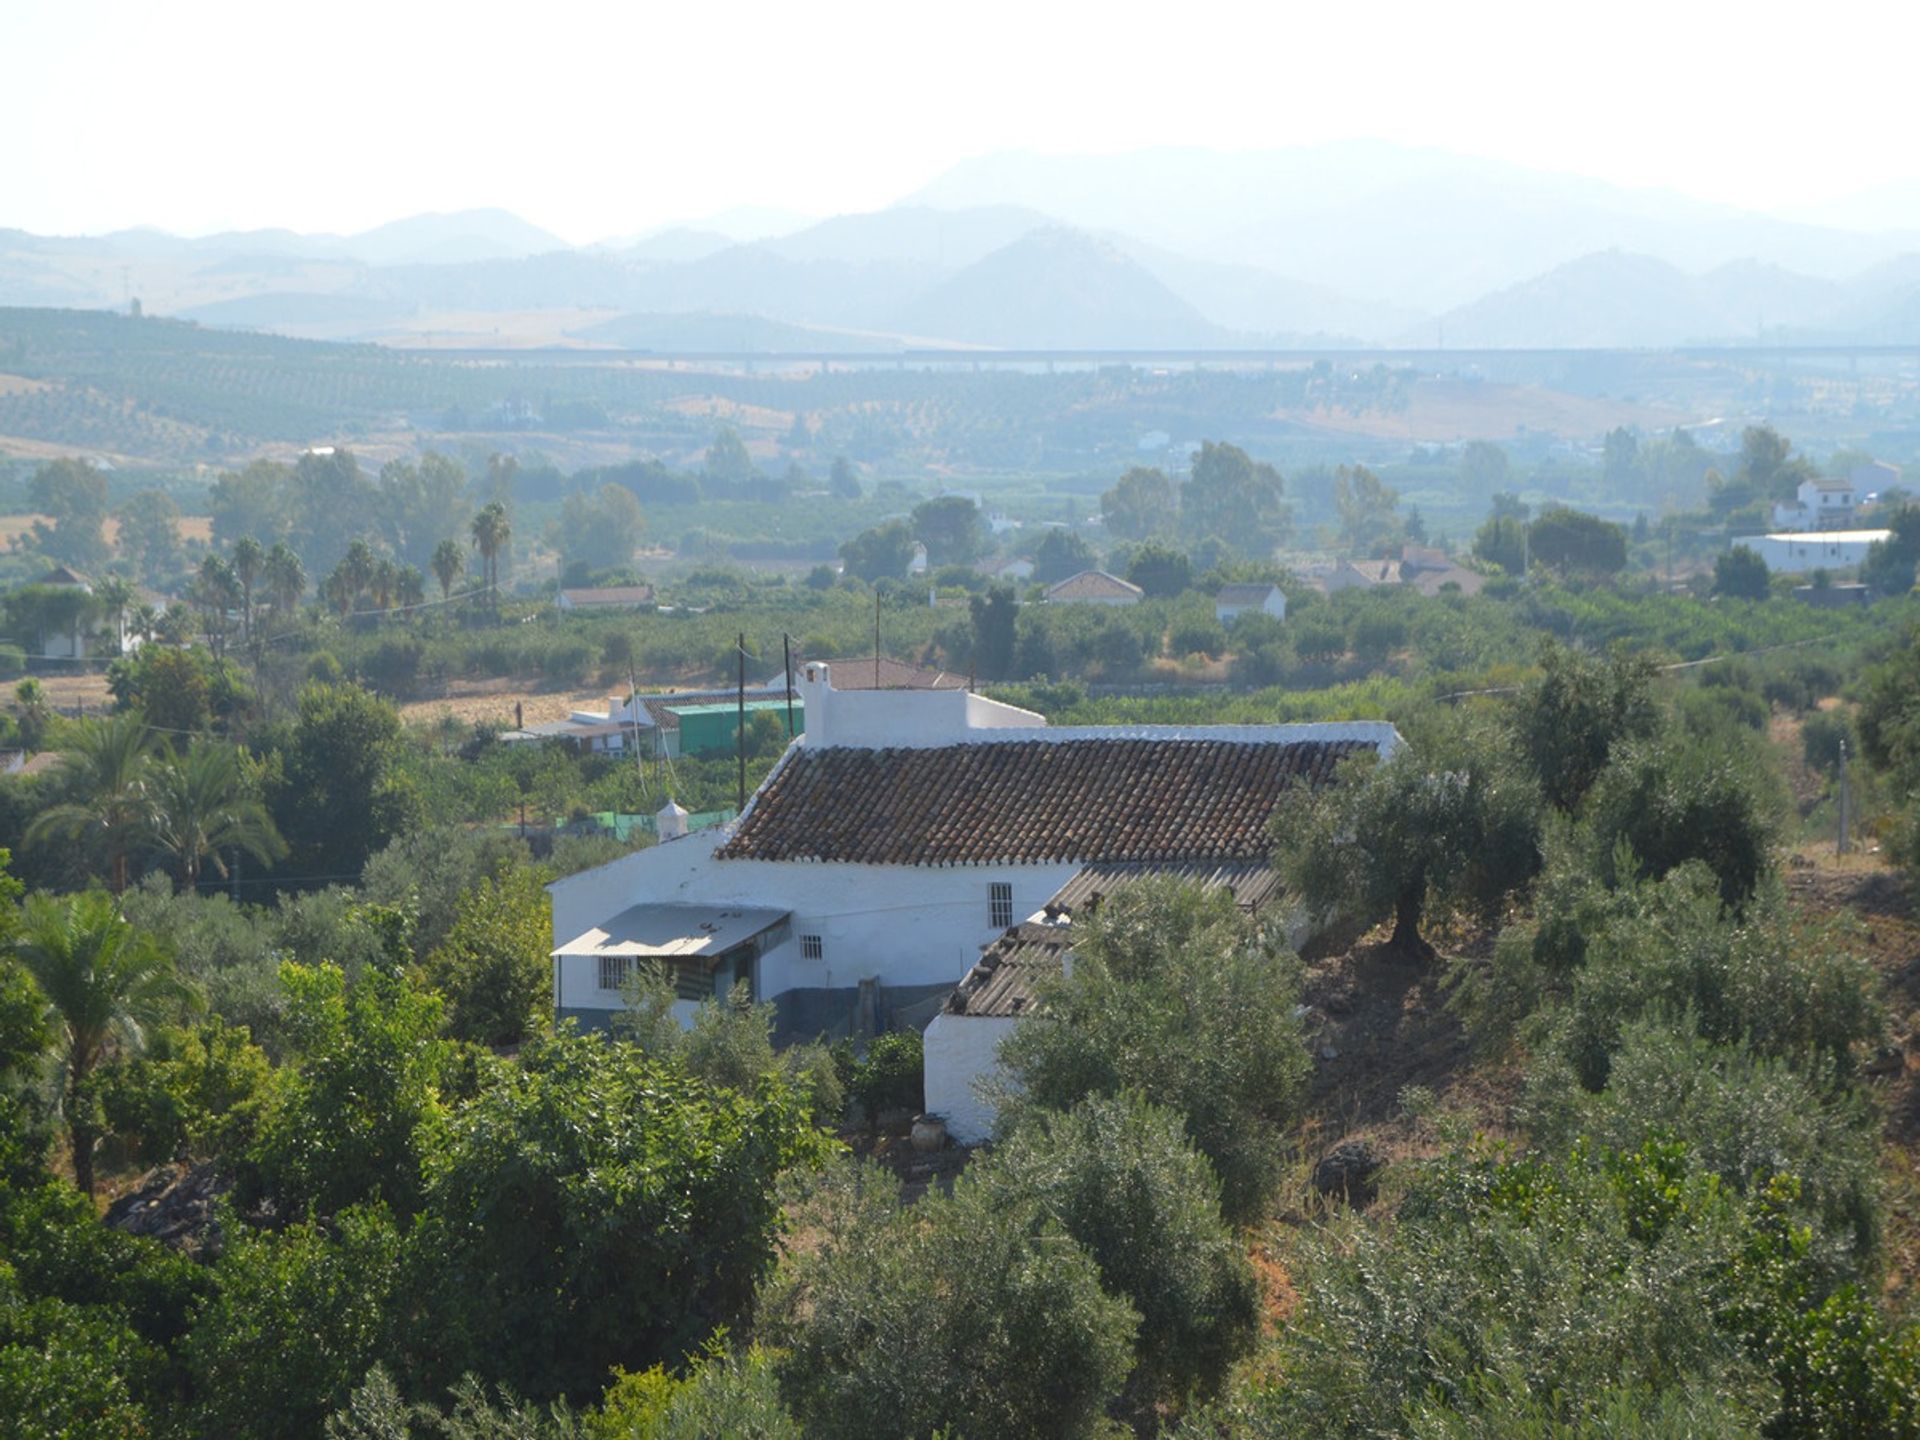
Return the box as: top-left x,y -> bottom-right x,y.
431,537 -> 464,602
471,502 -> 511,605
15,889 -> 183,1195
142,740 -> 286,893
230,535 -> 264,642
192,554 -> 240,657
263,542 -> 306,624
95,574 -> 135,654
26,713 -> 156,892
396,565 -> 426,613
369,556 -> 399,617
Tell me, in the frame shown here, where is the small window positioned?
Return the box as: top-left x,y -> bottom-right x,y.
989,883 -> 1014,929
598,955 -> 630,992
800,934 -> 824,960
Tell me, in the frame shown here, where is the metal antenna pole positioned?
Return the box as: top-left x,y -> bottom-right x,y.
874,591 -> 881,689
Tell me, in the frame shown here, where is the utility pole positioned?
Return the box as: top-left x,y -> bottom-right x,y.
736,632 -> 747,814
1837,737 -> 1851,856
782,633 -> 795,739
873,591 -> 881,690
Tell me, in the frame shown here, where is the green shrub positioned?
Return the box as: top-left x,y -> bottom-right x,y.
764,1158 -> 1138,1440
851,1030 -> 923,1117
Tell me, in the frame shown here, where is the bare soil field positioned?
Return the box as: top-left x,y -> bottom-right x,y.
0,514 -> 214,553
395,678 -> 627,730
1279,377 -> 1692,443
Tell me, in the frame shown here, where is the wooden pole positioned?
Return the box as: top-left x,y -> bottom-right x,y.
737,632 -> 747,814
874,591 -> 881,689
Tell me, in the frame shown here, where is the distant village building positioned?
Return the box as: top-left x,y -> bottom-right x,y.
547,664 -> 1400,1062
556,584 -> 656,613
1314,547 -> 1484,598
1213,583 -> 1288,625
1771,476 -> 1862,532
976,556 -> 1036,583
1741,530 -> 1890,575
1042,570 -> 1143,606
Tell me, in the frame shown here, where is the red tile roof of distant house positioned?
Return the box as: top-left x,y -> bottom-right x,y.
717,736 -> 1370,866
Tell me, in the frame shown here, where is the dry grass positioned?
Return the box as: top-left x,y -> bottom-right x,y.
1277,378 -> 1692,443
0,513 -> 213,553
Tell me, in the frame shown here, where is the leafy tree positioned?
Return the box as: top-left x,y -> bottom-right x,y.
995,877 -> 1310,1222
430,538 -> 464,602
1580,727 -> 1778,907
1860,504 -> 1920,596
1275,718 -> 1542,958
142,740 -> 286,893
1736,424 -> 1814,501
269,683 -> 415,880
1713,544 -> 1771,600
837,520 -> 914,584
26,714 -> 157,892
108,643 -> 212,735
1458,439 -> 1512,498
978,1093 -> 1258,1418
98,1016 -> 273,1166
1528,506 -> 1627,577
1508,642 -> 1659,814
28,457 -> 111,570
290,449 -> 377,580
1101,466 -> 1177,540
14,890 -> 183,1194
827,456 -> 861,500
1124,541 -> 1191,597
210,459 -> 293,553
556,485 -> 646,578
764,1158 -> 1138,1440
377,452 -> 471,572
1030,527 -> 1096,584
1334,464 -> 1402,555
967,585 -> 1017,681
424,867 -> 550,1047
1603,426 -> 1641,487
185,1204 -> 406,1440
704,426 -> 758,487
911,495 -> 984,567
1472,513 -> 1527,575
589,1345 -> 798,1439
247,962 -> 446,1218
12,678 -> 51,754
115,489 -> 183,584
411,1030 -> 824,1402
1184,441 -> 1286,553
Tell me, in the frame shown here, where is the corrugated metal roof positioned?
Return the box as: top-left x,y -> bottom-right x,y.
1047,860 -> 1283,915
944,860 -> 1286,1018
552,903 -> 789,960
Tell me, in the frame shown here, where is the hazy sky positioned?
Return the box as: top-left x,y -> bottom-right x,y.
8,0 -> 1919,241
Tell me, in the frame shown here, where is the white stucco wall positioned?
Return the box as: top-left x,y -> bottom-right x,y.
549,829 -> 1079,1016
1743,531 -> 1888,574
923,1011 -> 1021,1144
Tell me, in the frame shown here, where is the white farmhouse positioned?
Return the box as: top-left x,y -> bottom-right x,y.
1771,477 -> 1860,532
1213,583 -> 1288,626
548,663 -> 1399,1043
1740,530 -> 1891,575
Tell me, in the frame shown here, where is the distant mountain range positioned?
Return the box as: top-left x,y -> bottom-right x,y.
11,144 -> 1920,350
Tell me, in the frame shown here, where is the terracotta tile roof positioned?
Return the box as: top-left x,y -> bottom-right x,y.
783,657 -> 967,691
716,736 -> 1369,866
1214,583 -> 1282,605
1044,570 -> 1143,602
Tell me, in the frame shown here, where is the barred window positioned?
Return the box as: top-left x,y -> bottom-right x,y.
597,955 -> 630,992
989,883 -> 1013,929
800,934 -> 824,960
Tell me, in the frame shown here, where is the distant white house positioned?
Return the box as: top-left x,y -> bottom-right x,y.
1771,476 -> 1861,532
1213,583 -> 1288,625
557,585 -> 655,613
908,543 -> 929,577
976,556 -> 1036,583
1043,570 -> 1143,606
1741,529 -> 1890,575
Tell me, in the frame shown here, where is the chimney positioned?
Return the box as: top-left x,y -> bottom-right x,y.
656,799 -> 689,842
799,662 -> 831,746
